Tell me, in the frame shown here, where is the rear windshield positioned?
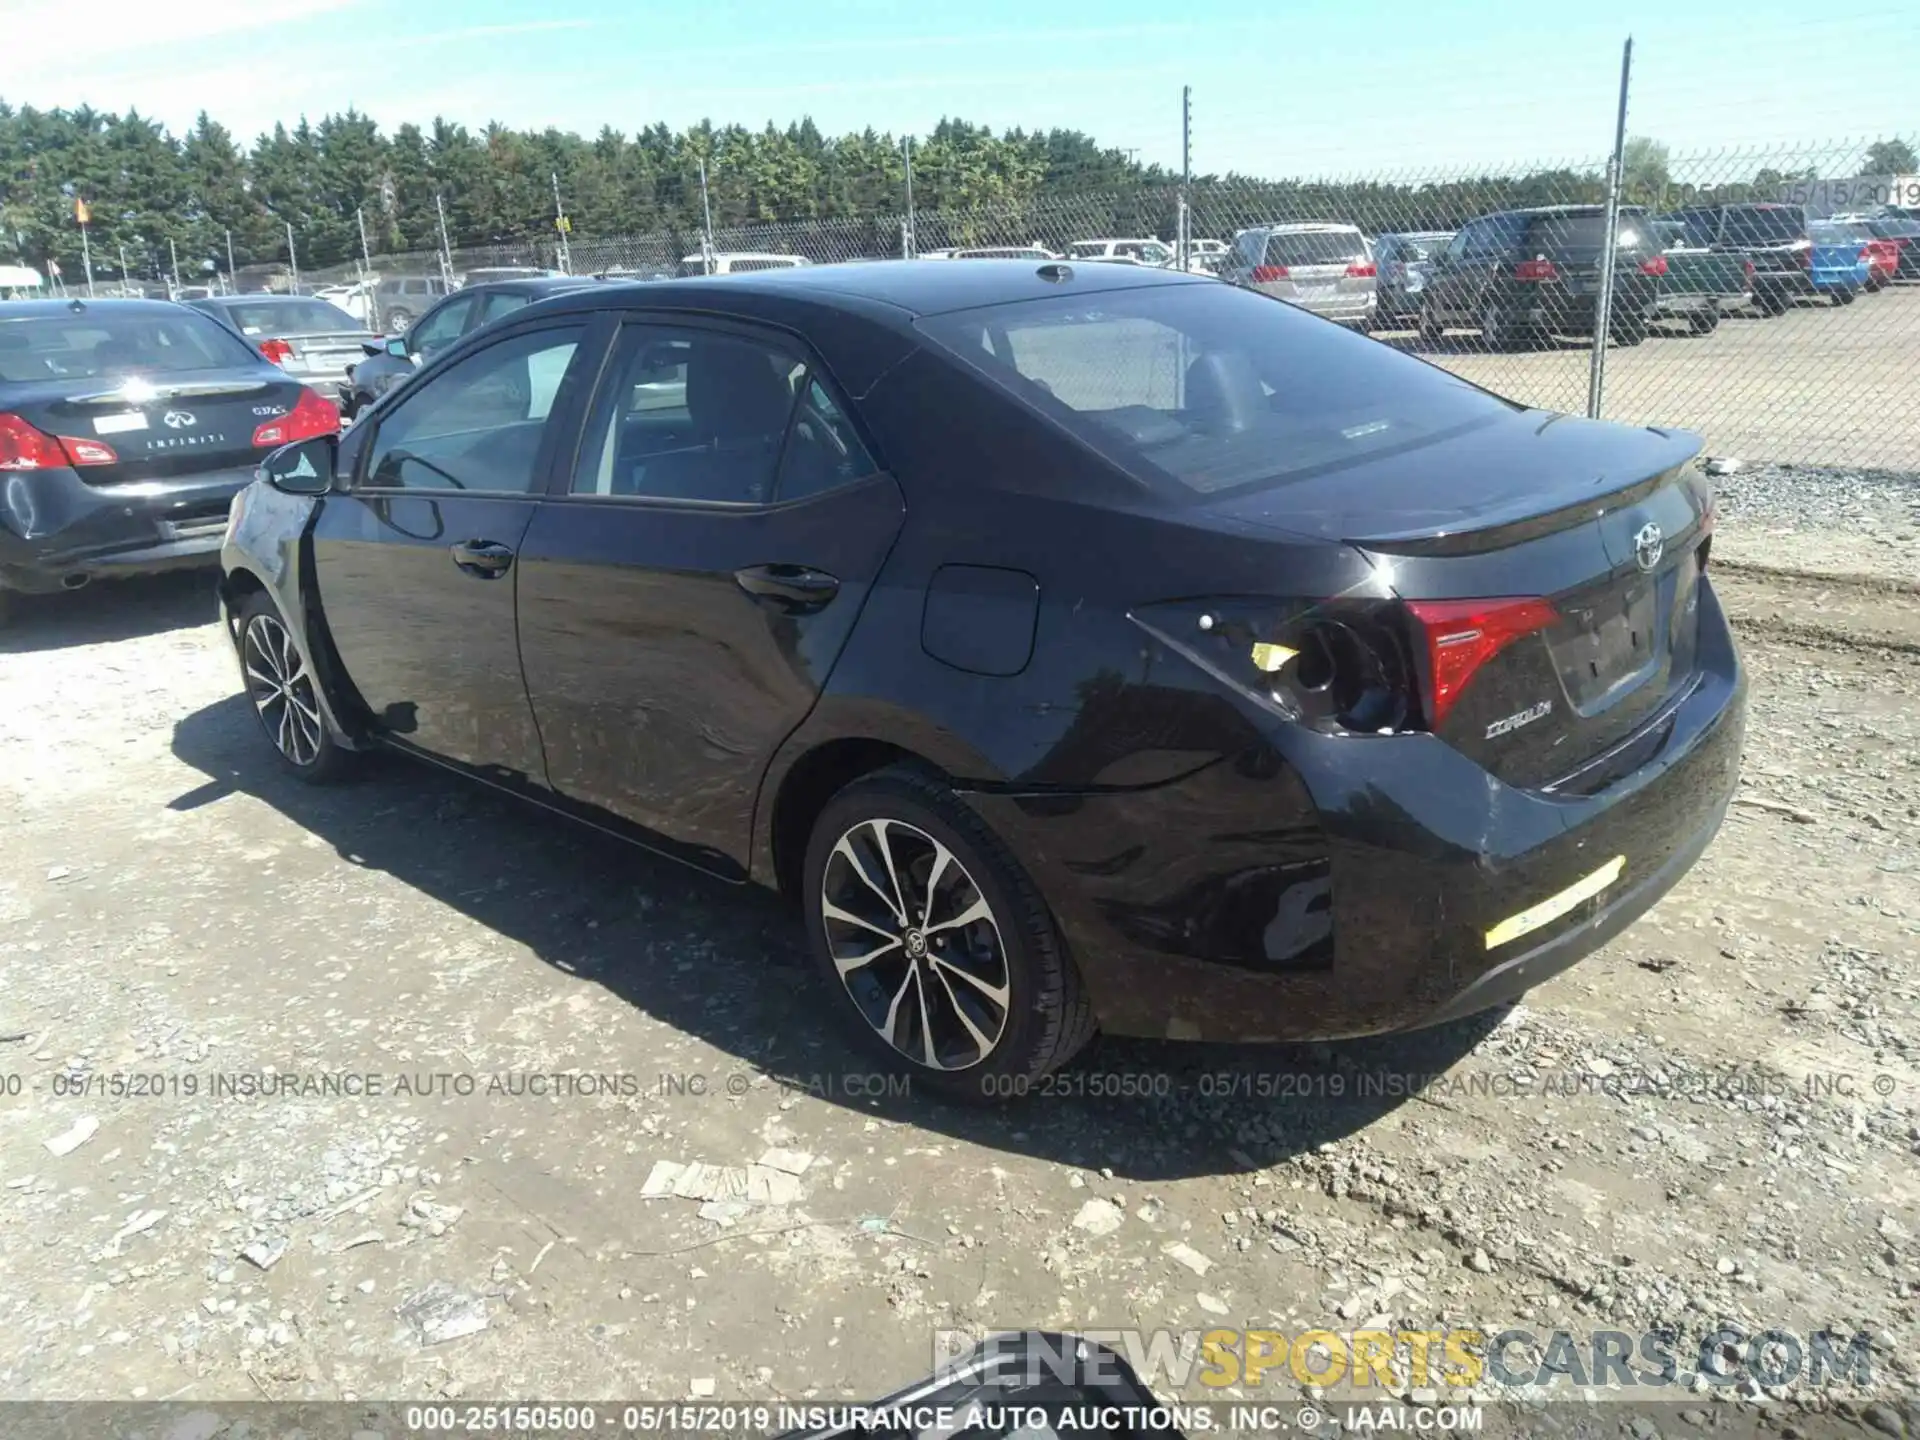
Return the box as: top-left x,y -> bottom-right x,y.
1810,222 -> 1868,242
213,299 -> 361,336
1527,214 -> 1654,252
916,282 -> 1514,497
1723,207 -> 1806,245
1869,219 -> 1920,238
0,310 -> 254,383
1262,230 -> 1367,266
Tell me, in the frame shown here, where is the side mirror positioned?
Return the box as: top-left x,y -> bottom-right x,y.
360,339 -> 384,357
259,436 -> 336,496
385,336 -> 410,358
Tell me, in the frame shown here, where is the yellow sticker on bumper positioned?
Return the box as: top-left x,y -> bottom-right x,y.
1484,855 -> 1626,950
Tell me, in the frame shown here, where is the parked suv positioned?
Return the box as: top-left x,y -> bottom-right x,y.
1418,205 -> 1662,349
1662,203 -> 1818,316
1220,223 -> 1376,327
372,274 -> 452,331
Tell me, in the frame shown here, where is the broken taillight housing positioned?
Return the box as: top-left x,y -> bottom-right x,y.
1130,597 -> 1419,735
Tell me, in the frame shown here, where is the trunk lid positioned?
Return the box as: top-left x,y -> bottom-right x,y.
278,330 -> 379,381
7,369 -> 308,485
1204,410 -> 1711,789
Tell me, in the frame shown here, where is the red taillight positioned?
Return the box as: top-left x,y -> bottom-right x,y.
1793,243 -> 1811,268
0,413 -> 71,471
259,338 -> 295,366
1346,260 -> 1377,278
1514,258 -> 1558,282
1250,264 -> 1289,282
1744,259 -> 1756,279
1406,597 -> 1559,729
1639,254 -> 1669,277
252,387 -> 340,448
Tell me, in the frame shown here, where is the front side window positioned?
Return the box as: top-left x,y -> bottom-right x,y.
363,325 -> 584,493
572,326 -> 800,504
481,292 -> 532,324
411,296 -> 476,355
918,281 -> 1513,498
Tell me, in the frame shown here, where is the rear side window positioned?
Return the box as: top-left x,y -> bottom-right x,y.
0,309 -> 254,381
917,281 -> 1513,497
1262,231 -> 1367,266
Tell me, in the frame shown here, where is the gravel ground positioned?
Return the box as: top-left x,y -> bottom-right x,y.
1,466 -> 1916,1437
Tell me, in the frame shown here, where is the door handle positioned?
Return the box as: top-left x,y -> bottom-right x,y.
734,563 -> 840,613
450,539 -> 515,578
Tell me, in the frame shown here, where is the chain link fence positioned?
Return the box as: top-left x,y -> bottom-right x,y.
293,138 -> 1917,471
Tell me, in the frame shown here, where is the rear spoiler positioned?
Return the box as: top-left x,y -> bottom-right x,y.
66,378 -> 278,405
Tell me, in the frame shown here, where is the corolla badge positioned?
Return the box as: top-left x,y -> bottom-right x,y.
162,410 -> 198,429
1633,521 -> 1664,572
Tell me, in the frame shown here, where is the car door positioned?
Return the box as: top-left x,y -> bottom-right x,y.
514,318 -> 907,876
311,315 -> 602,781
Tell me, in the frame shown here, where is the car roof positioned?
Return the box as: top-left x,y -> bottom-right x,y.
1248,221 -> 1362,233
192,293 -> 339,307
457,276 -> 599,298
569,257 -> 1209,322
0,297 -> 196,320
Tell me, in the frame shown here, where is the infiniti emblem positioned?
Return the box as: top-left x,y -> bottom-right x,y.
1633,521 -> 1664,573
163,410 -> 197,429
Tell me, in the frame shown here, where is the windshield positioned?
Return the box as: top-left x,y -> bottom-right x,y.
214,298 -> 362,336
0,309 -> 256,382
1723,206 -> 1806,245
917,281 -> 1513,497
1262,230 -> 1367,266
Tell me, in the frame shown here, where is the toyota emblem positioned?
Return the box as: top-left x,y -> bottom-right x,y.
163,410 -> 197,429
1633,521 -> 1664,572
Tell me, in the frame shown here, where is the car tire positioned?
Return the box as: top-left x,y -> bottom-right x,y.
1611,318 -> 1648,346
385,308 -> 413,331
801,764 -> 1096,1102
234,591 -> 355,785
1416,306 -> 1443,343
1756,289 -> 1789,317
1833,288 -> 1857,306
1687,309 -> 1721,335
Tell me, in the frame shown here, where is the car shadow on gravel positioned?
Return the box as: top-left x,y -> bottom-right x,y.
171,693 -> 1503,1182
1,570 -> 219,654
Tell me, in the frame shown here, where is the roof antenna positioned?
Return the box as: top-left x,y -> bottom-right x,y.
68,297 -> 86,312
1036,263 -> 1073,283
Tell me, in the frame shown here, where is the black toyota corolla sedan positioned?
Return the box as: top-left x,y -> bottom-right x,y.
2,298 -> 341,623
217,260 -> 1746,1098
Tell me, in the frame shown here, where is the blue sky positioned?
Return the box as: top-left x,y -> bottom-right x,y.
4,0 -> 1914,176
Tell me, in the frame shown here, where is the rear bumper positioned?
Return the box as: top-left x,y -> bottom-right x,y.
965,578 -> 1746,1043
0,464 -> 253,593
1255,283 -> 1376,325
1508,281 -> 1659,330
